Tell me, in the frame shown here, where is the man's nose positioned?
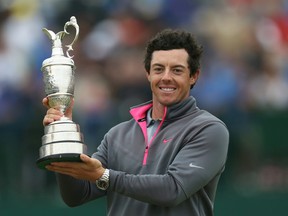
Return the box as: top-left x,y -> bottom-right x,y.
161,69 -> 172,80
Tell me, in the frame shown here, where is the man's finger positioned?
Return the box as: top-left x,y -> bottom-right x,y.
80,154 -> 91,163
42,97 -> 50,108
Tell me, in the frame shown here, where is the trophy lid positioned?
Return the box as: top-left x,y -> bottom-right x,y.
42,16 -> 79,69
42,55 -> 75,69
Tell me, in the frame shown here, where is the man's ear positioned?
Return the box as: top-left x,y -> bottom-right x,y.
146,71 -> 151,82
190,69 -> 200,85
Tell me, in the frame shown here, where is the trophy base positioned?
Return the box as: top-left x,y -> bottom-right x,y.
36,153 -> 82,170
37,120 -> 88,170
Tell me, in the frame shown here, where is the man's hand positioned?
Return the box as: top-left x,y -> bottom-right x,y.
42,97 -> 74,126
45,154 -> 105,182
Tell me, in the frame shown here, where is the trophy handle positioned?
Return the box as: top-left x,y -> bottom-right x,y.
64,16 -> 79,58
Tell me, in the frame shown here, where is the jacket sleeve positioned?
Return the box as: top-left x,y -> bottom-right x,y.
55,135 -> 109,206
55,173 -> 106,207
55,132 -> 111,207
108,122 -> 229,207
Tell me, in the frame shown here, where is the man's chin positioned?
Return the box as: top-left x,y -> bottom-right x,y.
158,98 -> 179,107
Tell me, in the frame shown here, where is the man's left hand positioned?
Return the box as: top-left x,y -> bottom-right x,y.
45,154 -> 105,182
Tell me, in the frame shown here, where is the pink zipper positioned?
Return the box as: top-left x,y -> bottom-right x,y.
142,107 -> 167,165
143,146 -> 149,165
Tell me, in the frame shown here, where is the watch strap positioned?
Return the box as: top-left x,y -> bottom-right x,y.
95,169 -> 109,190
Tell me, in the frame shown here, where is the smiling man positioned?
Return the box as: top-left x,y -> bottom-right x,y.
147,49 -> 198,118
43,29 -> 229,216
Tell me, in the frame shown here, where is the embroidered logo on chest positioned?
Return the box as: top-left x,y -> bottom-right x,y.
163,138 -> 173,144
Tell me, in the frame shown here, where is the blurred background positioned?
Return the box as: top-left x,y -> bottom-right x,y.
0,0 -> 288,215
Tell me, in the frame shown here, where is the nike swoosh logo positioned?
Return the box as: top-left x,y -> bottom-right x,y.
163,138 -> 173,143
189,163 -> 204,169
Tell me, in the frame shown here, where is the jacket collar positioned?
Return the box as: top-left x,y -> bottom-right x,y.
129,96 -> 198,122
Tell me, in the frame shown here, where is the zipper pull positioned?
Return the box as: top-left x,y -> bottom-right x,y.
143,146 -> 149,165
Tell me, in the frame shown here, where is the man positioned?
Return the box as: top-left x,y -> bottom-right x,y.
43,29 -> 229,216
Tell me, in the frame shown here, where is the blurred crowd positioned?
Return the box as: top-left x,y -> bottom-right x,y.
1,0 -> 288,199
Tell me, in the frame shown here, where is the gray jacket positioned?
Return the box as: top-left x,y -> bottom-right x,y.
56,96 -> 229,216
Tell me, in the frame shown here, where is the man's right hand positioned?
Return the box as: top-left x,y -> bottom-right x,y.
42,97 -> 74,126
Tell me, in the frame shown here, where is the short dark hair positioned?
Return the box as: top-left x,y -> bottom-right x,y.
144,29 -> 203,77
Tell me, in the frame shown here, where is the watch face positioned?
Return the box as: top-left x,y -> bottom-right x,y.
97,180 -> 109,190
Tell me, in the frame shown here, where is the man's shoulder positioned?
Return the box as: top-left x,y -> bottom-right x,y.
108,118 -> 136,133
191,109 -> 228,129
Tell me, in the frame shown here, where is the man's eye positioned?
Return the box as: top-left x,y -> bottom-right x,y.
173,68 -> 183,74
154,67 -> 163,73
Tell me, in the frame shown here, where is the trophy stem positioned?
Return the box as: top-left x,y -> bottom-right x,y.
60,116 -> 71,121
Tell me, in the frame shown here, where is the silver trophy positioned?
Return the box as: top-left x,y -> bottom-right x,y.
36,16 -> 87,169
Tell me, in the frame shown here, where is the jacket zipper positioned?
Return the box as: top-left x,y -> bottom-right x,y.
142,107 -> 167,165
143,146 -> 149,165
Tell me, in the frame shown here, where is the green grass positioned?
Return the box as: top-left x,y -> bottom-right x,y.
1,188 -> 287,216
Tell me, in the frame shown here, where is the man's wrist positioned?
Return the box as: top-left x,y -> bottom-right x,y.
95,169 -> 109,190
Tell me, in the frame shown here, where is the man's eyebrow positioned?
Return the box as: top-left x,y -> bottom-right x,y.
171,64 -> 186,68
151,63 -> 164,67
151,63 -> 186,68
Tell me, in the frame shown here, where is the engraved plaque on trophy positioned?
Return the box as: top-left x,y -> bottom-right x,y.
36,16 -> 87,169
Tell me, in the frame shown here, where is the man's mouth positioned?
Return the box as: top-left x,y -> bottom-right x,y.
159,87 -> 176,92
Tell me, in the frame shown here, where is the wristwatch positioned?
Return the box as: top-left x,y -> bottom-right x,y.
95,169 -> 110,190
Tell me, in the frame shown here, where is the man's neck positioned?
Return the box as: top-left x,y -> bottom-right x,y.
152,101 -> 165,120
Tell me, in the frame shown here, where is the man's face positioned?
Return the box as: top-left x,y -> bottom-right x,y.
147,49 -> 198,107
